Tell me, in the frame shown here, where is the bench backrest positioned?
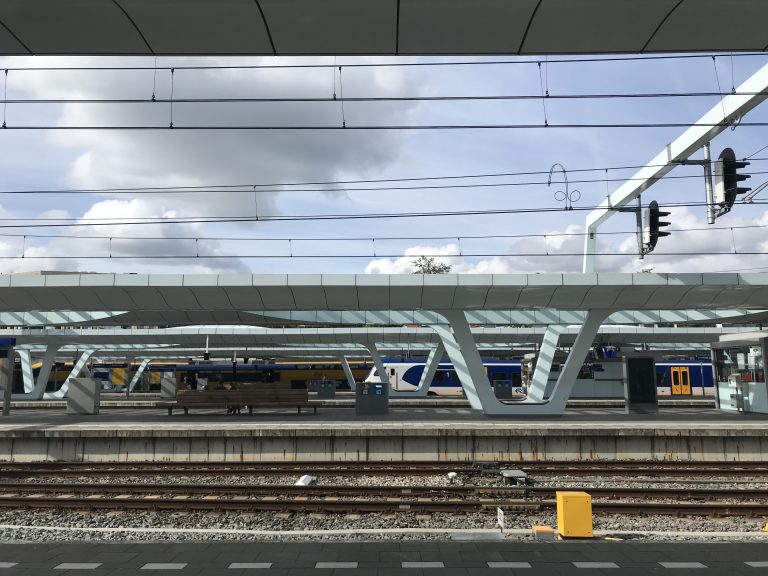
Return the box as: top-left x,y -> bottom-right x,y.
177,387 -> 309,404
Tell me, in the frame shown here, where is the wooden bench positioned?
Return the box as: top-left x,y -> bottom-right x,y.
161,386 -> 317,415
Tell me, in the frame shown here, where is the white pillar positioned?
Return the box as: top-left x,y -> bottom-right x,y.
390,343 -> 444,398
431,312 -> 494,411
338,356 -> 357,391
539,310 -> 610,413
17,350 -> 34,394
16,346 -> 60,400
434,310 -> 609,416
128,359 -> 151,392
527,325 -> 566,402
44,350 -> 96,400
366,345 -> 390,395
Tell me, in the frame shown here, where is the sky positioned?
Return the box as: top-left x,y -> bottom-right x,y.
0,53 -> 767,276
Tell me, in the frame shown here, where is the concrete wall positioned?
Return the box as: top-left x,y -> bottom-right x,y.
0,428 -> 764,463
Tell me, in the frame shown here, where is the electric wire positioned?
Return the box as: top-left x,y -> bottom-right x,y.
0,199 -> 766,229
0,221 -> 766,242
2,250 -> 768,260
3,158 -> 766,196
4,169 -> 768,196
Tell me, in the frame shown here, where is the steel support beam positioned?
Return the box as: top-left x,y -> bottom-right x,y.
435,310 -> 608,415
338,356 -> 358,391
389,343 -> 445,398
44,350 -> 96,400
366,345 -> 390,395
583,61 -> 768,272
14,346 -> 59,400
527,325 -> 566,402
17,350 -> 34,394
128,358 -> 150,392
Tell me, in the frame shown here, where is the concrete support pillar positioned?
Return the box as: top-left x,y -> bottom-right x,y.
366,345 -> 390,391
128,359 -> 150,392
14,346 -> 59,400
431,312 -> 492,411
18,350 -> 34,394
390,342 -> 444,398
44,350 -> 96,400
527,325 -> 566,402
338,356 -> 357,391
434,310 -> 609,416
541,310 -> 610,413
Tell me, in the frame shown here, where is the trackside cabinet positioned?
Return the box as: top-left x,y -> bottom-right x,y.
556,491 -> 593,538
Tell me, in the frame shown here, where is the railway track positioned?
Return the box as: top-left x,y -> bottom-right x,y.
0,482 -> 766,516
0,461 -> 766,477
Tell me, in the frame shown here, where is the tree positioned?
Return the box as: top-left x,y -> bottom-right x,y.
411,256 -> 452,274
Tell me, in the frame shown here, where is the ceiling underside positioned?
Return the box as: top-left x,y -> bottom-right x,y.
0,0 -> 766,56
5,325 -> 748,347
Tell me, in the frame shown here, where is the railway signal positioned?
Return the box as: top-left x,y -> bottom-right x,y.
642,201 -> 670,254
715,147 -> 751,214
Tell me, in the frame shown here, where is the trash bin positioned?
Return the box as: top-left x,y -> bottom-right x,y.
317,380 -> 337,399
493,380 -> 513,399
355,381 -> 389,415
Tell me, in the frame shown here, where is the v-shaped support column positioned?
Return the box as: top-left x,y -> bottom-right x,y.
14,346 -> 59,400
389,343 -> 445,398
128,359 -> 151,392
434,310 -> 609,416
45,350 -> 96,400
366,345 -> 390,397
18,350 -> 34,394
338,356 -> 357,391
527,325 -> 566,402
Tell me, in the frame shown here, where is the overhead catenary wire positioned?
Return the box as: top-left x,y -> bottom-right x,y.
3,158 -> 767,196
1,221 -> 767,242
2,250 -> 768,260
0,199 -> 766,229
4,169 -> 768,196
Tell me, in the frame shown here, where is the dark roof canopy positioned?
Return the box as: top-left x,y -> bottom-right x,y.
0,0 -> 766,56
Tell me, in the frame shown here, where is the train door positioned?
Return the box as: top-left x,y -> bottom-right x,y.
671,367 -> 691,395
389,367 -> 399,390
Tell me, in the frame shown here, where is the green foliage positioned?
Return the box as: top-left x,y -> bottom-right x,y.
411,256 -> 452,274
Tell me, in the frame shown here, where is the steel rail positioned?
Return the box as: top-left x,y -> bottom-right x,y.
1,483 -> 767,500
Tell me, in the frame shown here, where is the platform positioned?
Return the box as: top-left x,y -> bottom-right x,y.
0,541 -> 765,575
0,406 -> 764,463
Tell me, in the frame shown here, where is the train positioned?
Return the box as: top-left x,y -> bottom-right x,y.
15,360 -> 372,394
15,355 -> 715,398
364,357 -> 715,398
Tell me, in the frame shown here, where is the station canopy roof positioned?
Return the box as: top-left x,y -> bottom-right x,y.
0,0 -> 766,56
1,273 -> 768,319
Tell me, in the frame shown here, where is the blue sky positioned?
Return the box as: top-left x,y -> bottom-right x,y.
0,53 -> 766,275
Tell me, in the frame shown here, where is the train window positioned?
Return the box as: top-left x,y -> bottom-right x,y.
390,368 -> 396,376
433,371 -> 444,382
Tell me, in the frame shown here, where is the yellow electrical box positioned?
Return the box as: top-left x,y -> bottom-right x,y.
556,491 -> 593,538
